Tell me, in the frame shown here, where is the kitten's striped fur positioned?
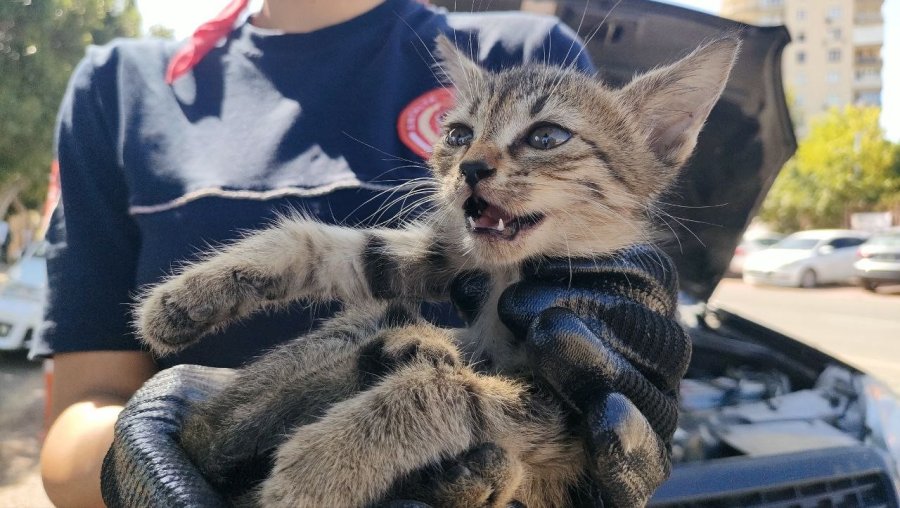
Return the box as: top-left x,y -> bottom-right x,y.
137,34 -> 739,507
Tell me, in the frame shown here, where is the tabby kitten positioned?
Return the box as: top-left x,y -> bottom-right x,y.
137,34 -> 739,507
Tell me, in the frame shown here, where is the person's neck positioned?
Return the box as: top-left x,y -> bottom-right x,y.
252,0 -> 387,32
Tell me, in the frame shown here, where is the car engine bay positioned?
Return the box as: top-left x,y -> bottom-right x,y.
649,307 -> 899,507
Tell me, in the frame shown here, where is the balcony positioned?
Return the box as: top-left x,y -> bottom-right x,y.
853,73 -> 882,89
855,56 -> 882,66
853,25 -> 884,46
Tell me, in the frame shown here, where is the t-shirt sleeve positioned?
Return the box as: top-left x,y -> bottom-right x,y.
42,45 -> 143,354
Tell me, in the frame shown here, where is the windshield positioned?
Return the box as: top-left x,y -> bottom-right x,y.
773,237 -> 820,250
867,233 -> 900,247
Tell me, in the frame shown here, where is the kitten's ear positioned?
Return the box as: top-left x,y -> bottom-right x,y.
434,33 -> 483,90
620,37 -> 740,168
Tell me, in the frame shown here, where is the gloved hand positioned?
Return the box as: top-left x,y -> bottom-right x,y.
101,367 -> 524,508
452,245 -> 691,507
101,364 -> 235,508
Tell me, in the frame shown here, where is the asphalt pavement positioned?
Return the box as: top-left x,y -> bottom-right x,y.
711,278 -> 900,390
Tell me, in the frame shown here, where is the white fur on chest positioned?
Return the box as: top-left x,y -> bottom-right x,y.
454,269 -> 528,374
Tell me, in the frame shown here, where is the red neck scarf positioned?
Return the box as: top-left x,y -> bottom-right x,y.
165,0 -> 249,84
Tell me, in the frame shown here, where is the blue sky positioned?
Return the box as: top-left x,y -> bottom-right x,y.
137,0 -> 898,141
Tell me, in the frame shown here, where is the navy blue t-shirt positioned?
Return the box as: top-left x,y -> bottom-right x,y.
45,0 -> 595,369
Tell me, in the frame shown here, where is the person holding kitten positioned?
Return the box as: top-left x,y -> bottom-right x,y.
40,0 -> 690,506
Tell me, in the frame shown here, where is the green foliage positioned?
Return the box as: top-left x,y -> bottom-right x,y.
147,24 -> 175,40
759,106 -> 900,232
0,0 -> 141,208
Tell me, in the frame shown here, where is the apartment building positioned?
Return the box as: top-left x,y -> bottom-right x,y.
721,0 -> 884,137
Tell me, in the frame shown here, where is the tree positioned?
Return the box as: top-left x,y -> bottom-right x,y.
759,106 -> 900,232
0,0 -> 141,209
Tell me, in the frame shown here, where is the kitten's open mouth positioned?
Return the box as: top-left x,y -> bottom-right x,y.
463,196 -> 545,241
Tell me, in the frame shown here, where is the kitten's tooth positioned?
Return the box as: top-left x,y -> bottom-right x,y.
467,216 -> 476,230
497,218 -> 505,231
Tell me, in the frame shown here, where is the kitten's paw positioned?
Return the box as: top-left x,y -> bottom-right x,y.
138,267 -> 286,355
449,443 -> 524,508
358,325 -> 461,387
394,443 -> 525,508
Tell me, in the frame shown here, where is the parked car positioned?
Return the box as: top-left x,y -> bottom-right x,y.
855,229 -> 900,291
742,230 -> 870,288
728,232 -> 785,275
0,242 -> 47,351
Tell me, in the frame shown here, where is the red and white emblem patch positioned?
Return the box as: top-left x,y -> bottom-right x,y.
397,87 -> 455,159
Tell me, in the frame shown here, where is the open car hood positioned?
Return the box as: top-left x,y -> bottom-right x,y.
435,0 -> 797,302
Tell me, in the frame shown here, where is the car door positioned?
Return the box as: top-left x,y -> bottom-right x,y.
822,237 -> 867,282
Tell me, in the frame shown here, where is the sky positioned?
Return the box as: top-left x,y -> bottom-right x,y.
137,0 -> 898,141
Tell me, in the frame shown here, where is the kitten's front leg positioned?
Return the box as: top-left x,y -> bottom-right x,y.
137,218 -> 451,355
137,219 -> 364,354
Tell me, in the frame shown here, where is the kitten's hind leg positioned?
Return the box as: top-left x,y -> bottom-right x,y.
257,356 -> 539,508
180,304 -> 465,497
179,310 -> 381,495
385,443 -> 525,508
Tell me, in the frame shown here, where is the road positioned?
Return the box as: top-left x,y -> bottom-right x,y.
0,352 -> 51,508
711,278 -> 900,390
1,280 -> 898,507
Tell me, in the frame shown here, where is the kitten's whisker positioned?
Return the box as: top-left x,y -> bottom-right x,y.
367,192 -> 438,226
559,0 -> 591,70
345,179 -> 437,224
567,0 -> 625,72
341,131 -> 425,166
392,11 -> 454,93
655,200 -> 730,209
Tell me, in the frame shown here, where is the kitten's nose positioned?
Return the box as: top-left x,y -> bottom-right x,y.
460,160 -> 496,187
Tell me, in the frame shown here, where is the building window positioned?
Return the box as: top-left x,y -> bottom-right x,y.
797,32 -> 806,43
796,73 -> 807,86
828,6 -> 842,21
825,94 -> 841,108
855,91 -> 881,106
831,28 -> 841,40
797,51 -> 806,63
828,49 -> 841,62
796,9 -> 806,21
827,71 -> 840,83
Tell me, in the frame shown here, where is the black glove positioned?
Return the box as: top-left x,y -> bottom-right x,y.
101,364 -> 234,508
452,245 -> 691,507
102,368 -> 525,508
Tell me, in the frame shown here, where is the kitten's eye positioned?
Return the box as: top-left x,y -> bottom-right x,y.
527,124 -> 571,150
446,125 -> 474,147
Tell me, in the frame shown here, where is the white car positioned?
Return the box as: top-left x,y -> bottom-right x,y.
854,229 -> 900,291
742,230 -> 869,288
727,232 -> 784,275
0,242 -> 47,351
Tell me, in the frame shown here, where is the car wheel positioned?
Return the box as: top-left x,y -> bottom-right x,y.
799,269 -> 817,288
860,279 -> 878,292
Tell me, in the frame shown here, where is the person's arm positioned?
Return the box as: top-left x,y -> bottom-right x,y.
41,351 -> 158,507
40,43 -> 148,507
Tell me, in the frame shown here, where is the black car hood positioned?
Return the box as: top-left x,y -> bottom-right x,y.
436,0 -> 797,302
